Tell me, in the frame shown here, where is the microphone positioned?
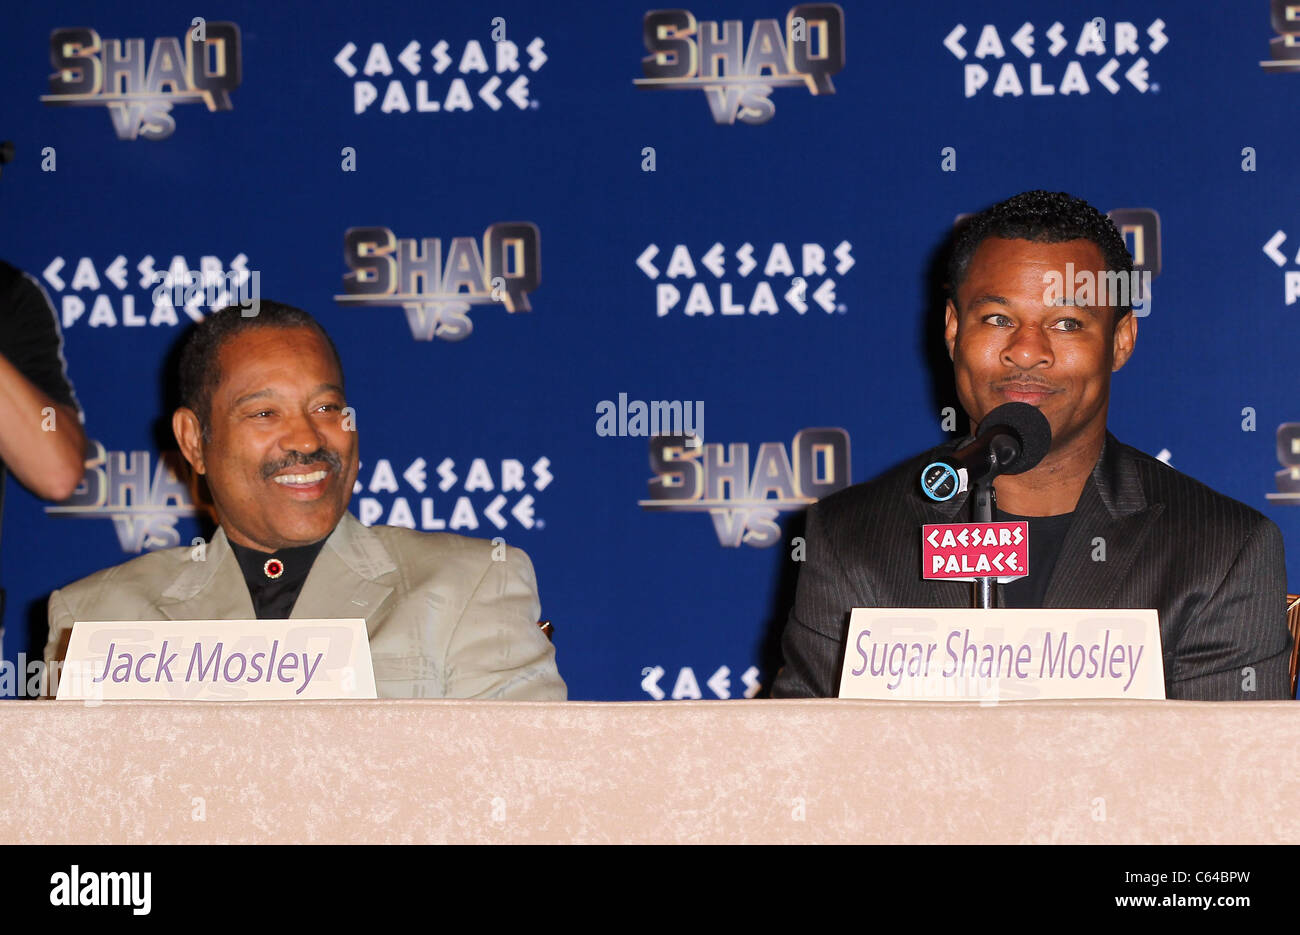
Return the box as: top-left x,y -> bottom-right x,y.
920,402 -> 1052,502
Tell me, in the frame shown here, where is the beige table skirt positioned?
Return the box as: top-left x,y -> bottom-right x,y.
2,699 -> 1295,844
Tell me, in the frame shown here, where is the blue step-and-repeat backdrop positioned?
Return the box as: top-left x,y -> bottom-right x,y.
2,0 -> 1298,700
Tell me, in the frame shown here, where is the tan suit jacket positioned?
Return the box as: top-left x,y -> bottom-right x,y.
45,511 -> 566,700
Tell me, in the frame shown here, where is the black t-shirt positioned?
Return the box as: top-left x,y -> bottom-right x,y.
995,508 -> 1076,608
0,260 -> 82,571
0,260 -> 81,419
229,537 -> 329,619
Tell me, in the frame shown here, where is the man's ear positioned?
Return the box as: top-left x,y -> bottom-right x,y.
172,407 -> 206,475
1112,310 -> 1138,372
943,299 -> 959,361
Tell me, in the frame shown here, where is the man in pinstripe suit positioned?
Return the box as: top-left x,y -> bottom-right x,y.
773,191 -> 1292,700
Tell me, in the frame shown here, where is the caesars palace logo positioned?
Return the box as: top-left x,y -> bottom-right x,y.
43,21 -> 241,140
335,224 -> 540,341
334,22 -> 547,115
351,455 -> 552,533
635,4 -> 844,125
944,17 -> 1166,98
641,428 -> 850,547
1265,212 -> 1300,505
38,253 -> 255,329
46,442 -> 553,553
1261,225 -> 1300,305
638,239 -> 854,318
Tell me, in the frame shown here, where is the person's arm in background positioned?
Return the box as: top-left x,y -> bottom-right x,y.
0,269 -> 84,500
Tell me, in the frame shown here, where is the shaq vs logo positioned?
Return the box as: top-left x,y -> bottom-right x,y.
336,224 -> 540,342
1267,423 -> 1300,503
641,428 -> 850,547
1262,0 -> 1300,71
46,441 -> 210,553
944,17 -> 1167,97
43,21 -> 241,140
1107,208 -> 1160,316
635,4 -> 844,125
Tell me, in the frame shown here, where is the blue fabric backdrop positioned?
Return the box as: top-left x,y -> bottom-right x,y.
1,0 -> 1296,700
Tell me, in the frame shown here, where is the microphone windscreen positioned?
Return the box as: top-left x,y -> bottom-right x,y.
979,402 -> 1052,475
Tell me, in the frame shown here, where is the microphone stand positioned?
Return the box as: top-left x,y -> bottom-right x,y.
971,477 -> 996,610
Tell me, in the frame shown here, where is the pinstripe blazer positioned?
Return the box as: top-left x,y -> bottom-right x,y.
772,433 -> 1293,700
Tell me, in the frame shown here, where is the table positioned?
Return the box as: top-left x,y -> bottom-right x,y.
2,699 -> 1295,843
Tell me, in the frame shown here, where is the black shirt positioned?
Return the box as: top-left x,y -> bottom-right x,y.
0,260 -> 82,606
0,260 -> 81,418
228,538 -> 329,619
995,508 -> 1076,609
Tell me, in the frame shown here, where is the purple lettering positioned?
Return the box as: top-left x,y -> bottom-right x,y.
222,653 -> 247,682
850,628 -> 872,677
188,642 -> 221,681
93,642 -> 115,683
1041,632 -> 1066,677
1125,645 -> 1144,692
1015,643 -> 1032,678
156,640 -> 177,681
111,651 -> 132,683
264,640 -> 280,681
1067,642 -> 1086,677
133,651 -> 156,682
1109,643 -> 1126,678
296,653 -> 324,695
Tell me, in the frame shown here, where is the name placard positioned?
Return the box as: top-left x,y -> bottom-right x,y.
838,608 -> 1164,701
56,619 -> 377,701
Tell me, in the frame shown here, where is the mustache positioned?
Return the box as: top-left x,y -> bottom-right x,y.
995,376 -> 1057,389
261,448 -> 343,480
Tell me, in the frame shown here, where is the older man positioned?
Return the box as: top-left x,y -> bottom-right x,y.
773,190 -> 1292,700
46,301 -> 564,699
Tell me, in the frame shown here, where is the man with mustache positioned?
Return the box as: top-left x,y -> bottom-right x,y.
45,301 -> 564,699
773,190 -> 1293,700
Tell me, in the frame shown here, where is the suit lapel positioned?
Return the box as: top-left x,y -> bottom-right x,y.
289,512 -> 395,636
908,434 -> 1161,610
156,514 -> 396,628
157,528 -> 256,620
1044,434 -> 1163,609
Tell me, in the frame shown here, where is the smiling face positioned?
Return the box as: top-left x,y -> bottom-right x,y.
173,326 -> 358,553
944,237 -> 1137,469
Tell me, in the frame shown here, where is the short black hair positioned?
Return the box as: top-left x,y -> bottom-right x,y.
948,190 -> 1135,323
177,301 -> 344,442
